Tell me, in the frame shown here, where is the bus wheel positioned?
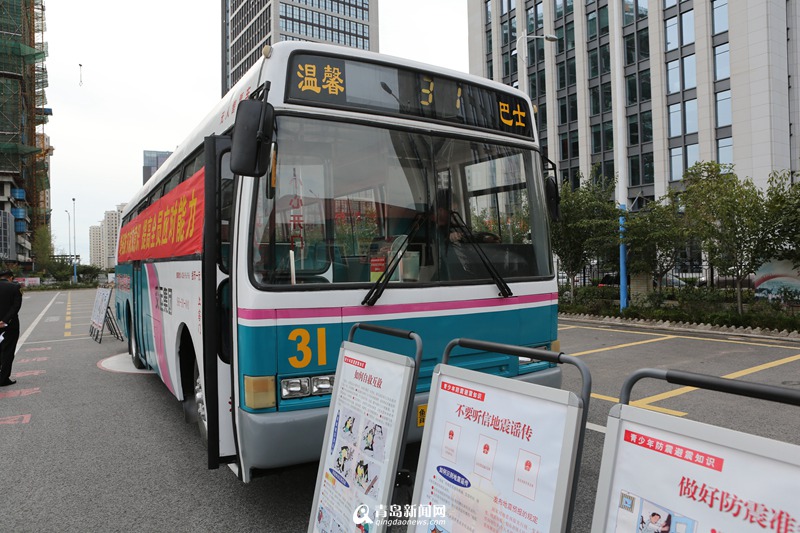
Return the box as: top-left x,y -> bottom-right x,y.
193,362 -> 209,443
128,312 -> 145,369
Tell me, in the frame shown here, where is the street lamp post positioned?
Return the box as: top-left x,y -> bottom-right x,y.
72,198 -> 77,283
515,32 -> 558,98
64,209 -> 71,284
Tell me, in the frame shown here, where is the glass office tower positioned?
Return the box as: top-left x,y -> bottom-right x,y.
222,0 -> 380,95
468,0 -> 799,207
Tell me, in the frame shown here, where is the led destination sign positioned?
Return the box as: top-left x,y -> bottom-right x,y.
286,53 -> 534,137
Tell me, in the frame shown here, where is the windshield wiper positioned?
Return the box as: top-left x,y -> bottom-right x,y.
450,211 -> 513,298
362,213 -> 426,306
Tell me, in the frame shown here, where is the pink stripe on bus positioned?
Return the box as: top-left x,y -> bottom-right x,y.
238,308 -> 278,320
146,264 -> 174,395
237,293 -> 557,322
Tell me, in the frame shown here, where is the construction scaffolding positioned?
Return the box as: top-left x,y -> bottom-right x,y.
0,0 -> 50,265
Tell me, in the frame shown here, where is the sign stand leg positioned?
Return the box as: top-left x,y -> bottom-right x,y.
104,307 -> 124,342
90,286 -> 117,344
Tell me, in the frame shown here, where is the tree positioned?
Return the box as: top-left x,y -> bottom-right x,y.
766,170 -> 800,269
551,174 -> 619,300
48,259 -> 72,282
624,191 -> 688,291
77,264 -> 101,283
682,162 -> 771,314
31,224 -> 54,274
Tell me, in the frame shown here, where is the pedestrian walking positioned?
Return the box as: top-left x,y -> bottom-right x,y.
0,268 -> 22,386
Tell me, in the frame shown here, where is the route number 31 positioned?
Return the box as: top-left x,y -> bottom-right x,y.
420,76 -> 462,109
288,327 -> 327,368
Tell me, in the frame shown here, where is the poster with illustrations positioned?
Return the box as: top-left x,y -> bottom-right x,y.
593,404 -> 800,533
411,365 -> 583,533
309,342 -> 415,533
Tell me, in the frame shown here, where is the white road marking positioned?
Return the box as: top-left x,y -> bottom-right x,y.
17,292 -> 60,354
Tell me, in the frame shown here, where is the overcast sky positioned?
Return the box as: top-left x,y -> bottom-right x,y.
45,1 -> 468,263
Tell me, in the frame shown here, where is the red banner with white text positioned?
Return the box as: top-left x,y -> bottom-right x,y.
117,168 -> 205,262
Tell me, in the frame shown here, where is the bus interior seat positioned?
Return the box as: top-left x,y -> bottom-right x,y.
308,242 -> 349,282
344,255 -> 368,282
446,243 -> 537,279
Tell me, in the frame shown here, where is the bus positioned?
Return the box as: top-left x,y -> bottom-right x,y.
115,41 -> 561,482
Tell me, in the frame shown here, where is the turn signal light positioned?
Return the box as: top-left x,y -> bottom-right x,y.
244,375 -> 276,409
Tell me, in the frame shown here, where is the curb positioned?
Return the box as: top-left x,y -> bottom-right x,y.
558,313 -> 800,342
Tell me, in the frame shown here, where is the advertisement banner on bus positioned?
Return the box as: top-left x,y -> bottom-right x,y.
117,169 -> 205,263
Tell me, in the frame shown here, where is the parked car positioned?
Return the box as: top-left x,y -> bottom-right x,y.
597,273 -> 626,287
698,274 -> 755,289
597,273 -> 687,288
557,271 -> 578,285
657,274 -> 686,288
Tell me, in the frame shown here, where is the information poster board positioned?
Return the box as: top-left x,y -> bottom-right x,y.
90,287 -> 113,331
309,341 -> 415,533
411,364 -> 582,533
592,404 -> 800,533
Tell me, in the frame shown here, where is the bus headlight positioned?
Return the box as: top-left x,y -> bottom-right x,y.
311,375 -> 334,395
244,375 -> 276,409
281,377 -> 310,399
279,375 -> 336,399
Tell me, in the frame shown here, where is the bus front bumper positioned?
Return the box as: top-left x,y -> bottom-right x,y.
237,365 -> 561,480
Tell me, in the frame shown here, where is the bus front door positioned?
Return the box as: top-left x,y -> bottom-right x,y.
131,261 -> 147,367
202,135 -> 238,472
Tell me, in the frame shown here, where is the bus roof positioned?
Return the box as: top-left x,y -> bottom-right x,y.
121,41 -> 535,219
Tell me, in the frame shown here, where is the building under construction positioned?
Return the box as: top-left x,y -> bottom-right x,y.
0,0 -> 51,267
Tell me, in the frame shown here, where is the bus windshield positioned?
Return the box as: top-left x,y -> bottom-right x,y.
251,116 -> 552,287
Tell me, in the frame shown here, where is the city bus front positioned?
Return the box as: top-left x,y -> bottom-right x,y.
225,45 -> 560,480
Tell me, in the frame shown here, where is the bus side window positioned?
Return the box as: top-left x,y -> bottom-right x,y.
151,183 -> 164,203
162,171 -> 181,196
220,153 -> 234,271
184,148 -> 205,180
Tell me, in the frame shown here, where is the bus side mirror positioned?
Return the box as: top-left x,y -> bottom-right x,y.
230,99 -> 274,177
541,155 -> 560,221
545,175 -> 560,221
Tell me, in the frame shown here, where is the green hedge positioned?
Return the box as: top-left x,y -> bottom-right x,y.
22,282 -> 98,291
560,286 -> 800,333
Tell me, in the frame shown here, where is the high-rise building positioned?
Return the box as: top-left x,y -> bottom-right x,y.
89,225 -> 102,268
468,0 -> 799,208
91,203 -> 126,270
143,150 -> 172,185
0,210 -> 16,263
221,0 -> 380,95
103,204 -> 125,270
0,0 -> 51,266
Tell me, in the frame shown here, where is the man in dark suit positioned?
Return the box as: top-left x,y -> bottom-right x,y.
0,268 -> 22,386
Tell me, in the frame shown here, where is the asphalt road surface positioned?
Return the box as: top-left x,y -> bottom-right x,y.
2,289 -> 798,532
559,316 -> 800,533
0,289 -> 316,531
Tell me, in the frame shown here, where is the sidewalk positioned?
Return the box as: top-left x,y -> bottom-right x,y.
559,312 -> 800,342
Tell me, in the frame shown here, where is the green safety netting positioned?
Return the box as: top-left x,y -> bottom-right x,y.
0,141 -> 40,155
0,38 -> 45,64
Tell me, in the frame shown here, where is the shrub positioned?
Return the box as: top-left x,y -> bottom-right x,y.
631,291 -> 665,309
24,282 -> 98,291
561,286 -> 800,333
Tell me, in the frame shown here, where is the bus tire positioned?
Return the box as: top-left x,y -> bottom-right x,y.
182,376 -> 208,443
179,331 -> 208,444
127,307 -> 146,369
193,361 -> 209,443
